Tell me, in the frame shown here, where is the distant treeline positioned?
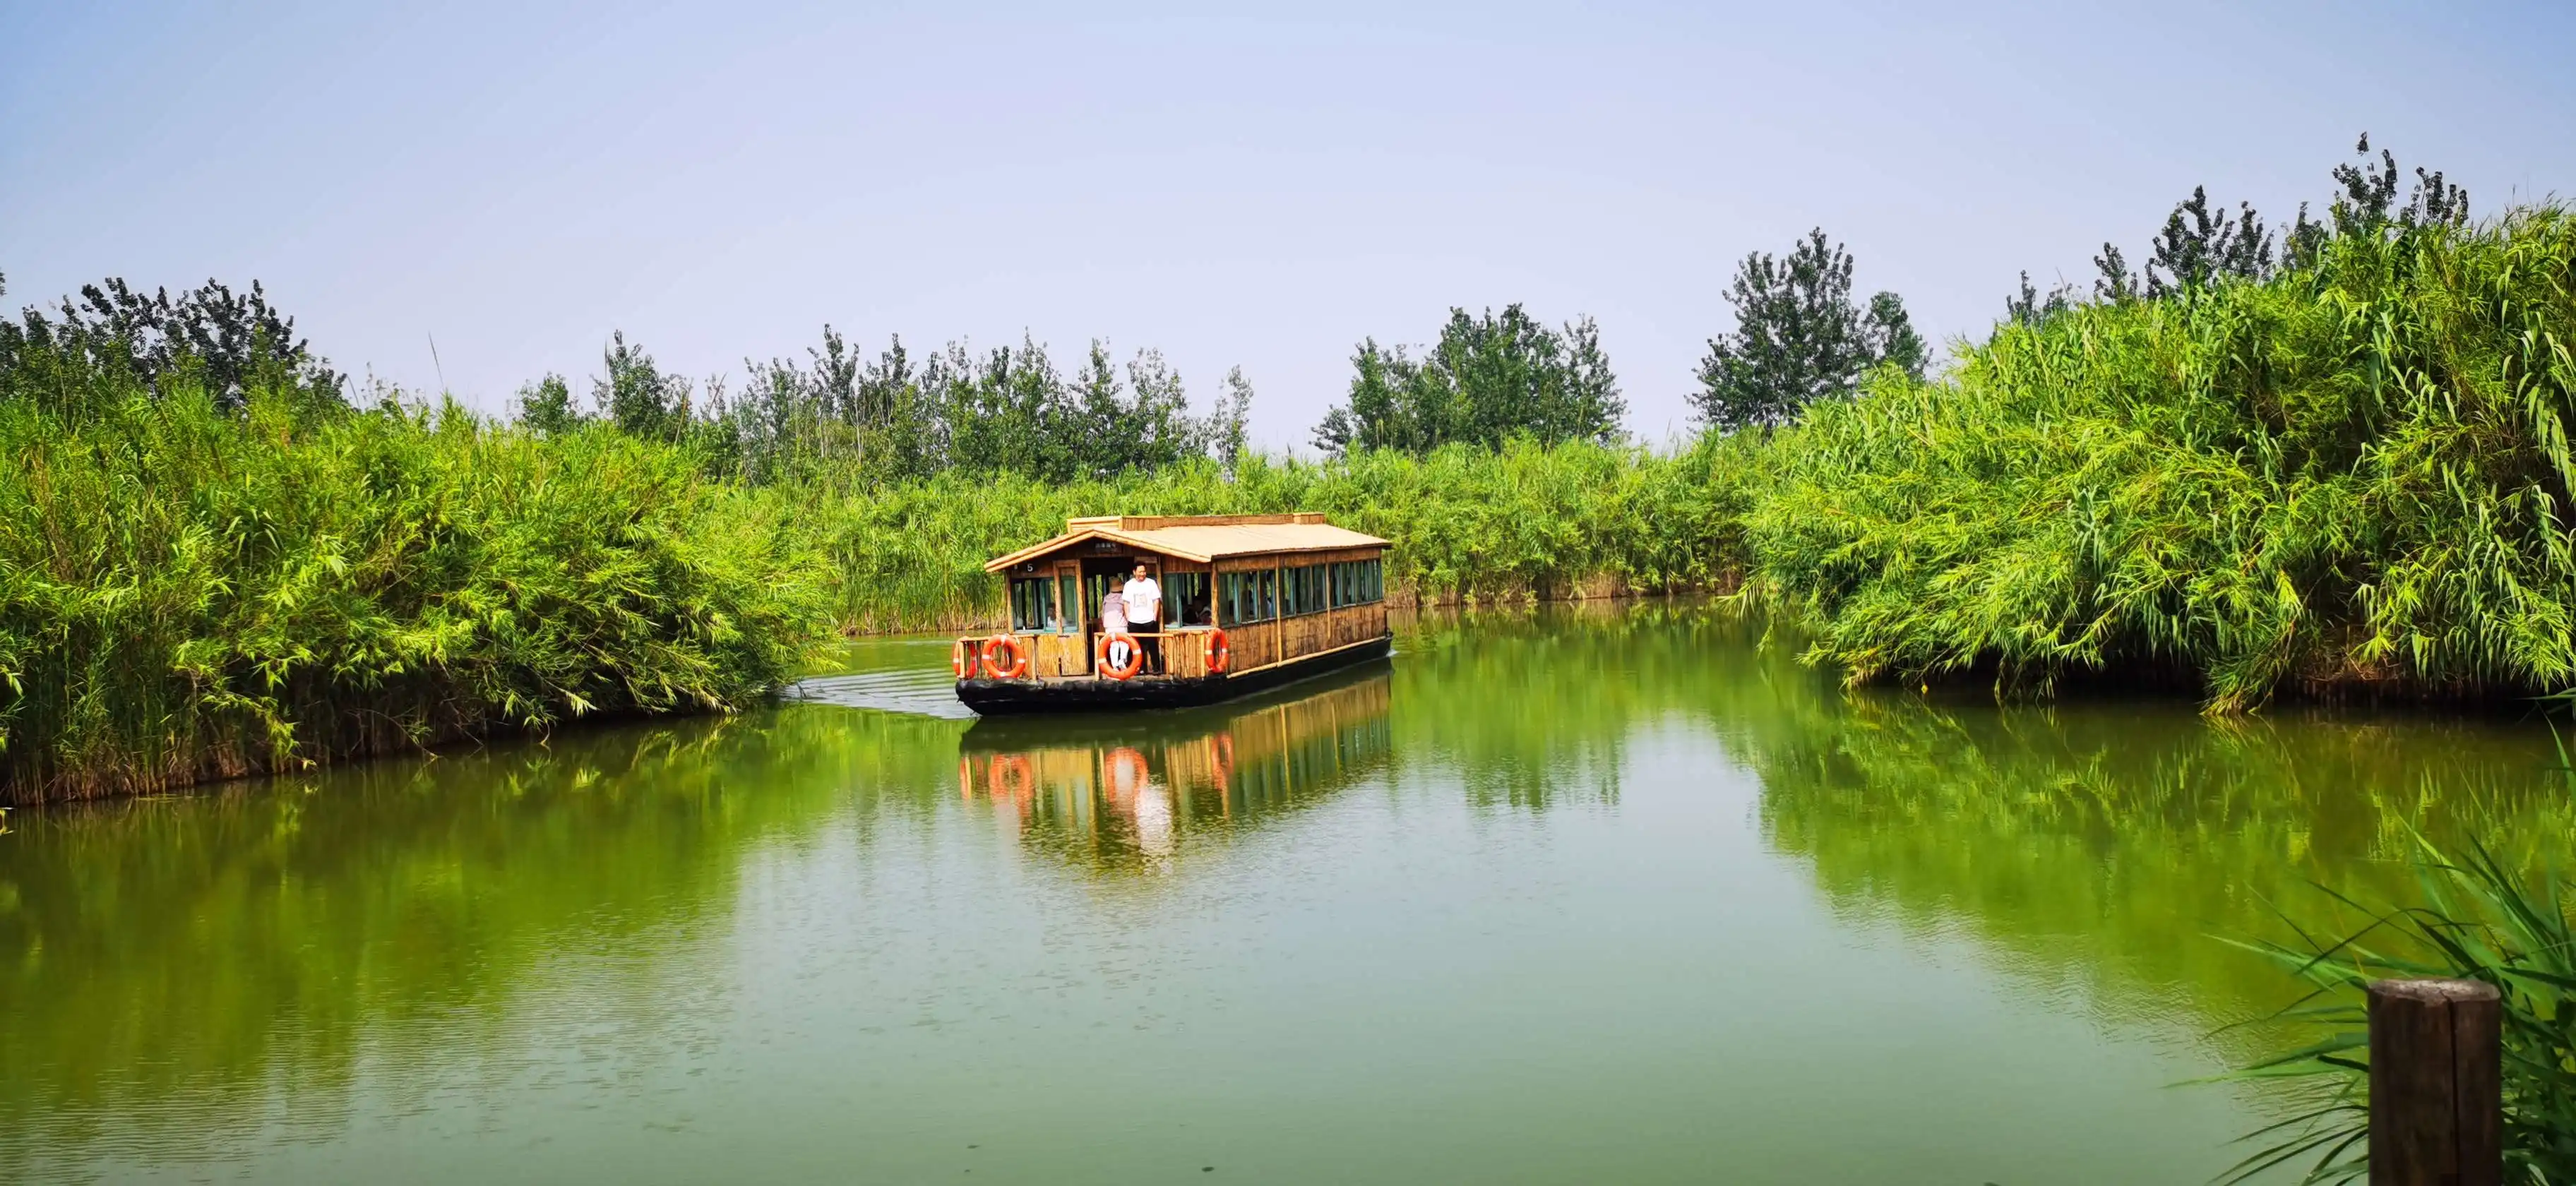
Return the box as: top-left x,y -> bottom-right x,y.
4,133 -> 2573,802
515,330 -> 1253,488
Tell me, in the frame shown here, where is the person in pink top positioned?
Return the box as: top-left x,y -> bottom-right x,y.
1100,582 -> 1129,637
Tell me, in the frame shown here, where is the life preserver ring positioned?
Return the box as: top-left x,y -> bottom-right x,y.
1205,628 -> 1231,674
980,634 -> 1027,681
952,638 -> 977,680
1097,633 -> 1144,681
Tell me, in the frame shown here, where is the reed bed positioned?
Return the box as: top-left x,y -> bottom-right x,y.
1742,205 -> 2576,709
804,438 -> 1746,633
0,386 -> 827,805
12,202 -> 2576,801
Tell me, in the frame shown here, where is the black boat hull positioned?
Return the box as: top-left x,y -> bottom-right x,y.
955,636 -> 1392,715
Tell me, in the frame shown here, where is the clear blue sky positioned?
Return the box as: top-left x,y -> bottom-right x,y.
6,1 -> 2572,448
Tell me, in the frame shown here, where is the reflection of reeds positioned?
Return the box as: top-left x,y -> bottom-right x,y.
1734,663 -> 2576,1074
0,705 -> 964,1177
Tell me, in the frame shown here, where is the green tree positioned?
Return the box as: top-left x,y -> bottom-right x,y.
1,273 -> 341,414
2094,134 -> 2470,292
1311,304 -> 1624,454
2004,272 -> 2075,326
857,336 -> 942,483
513,373 -> 582,435
592,331 -> 691,442
1860,293 -> 1926,381
2091,244 -> 2140,303
1205,366 -> 1254,473
1119,347 -> 1202,475
1694,229 -> 1919,430
2145,186 -> 2273,298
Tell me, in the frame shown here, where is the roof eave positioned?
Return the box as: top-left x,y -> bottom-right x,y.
982,529 -> 1217,572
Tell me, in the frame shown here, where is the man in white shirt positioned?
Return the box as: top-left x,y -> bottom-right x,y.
1122,560 -> 1162,674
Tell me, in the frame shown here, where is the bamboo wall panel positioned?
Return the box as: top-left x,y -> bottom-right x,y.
1162,629 -> 1215,679
1025,632 -> 1089,678
1226,604 -> 1389,676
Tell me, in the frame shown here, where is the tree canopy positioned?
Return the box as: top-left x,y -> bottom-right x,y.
0,272 -> 342,414
1693,229 -> 1924,431
1311,304 -> 1624,455
513,327 -> 1256,487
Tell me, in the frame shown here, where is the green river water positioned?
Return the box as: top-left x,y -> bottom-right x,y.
5,606 -> 2572,1184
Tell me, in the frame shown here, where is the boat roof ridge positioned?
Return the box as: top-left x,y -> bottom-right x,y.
1063,512 -> 1329,531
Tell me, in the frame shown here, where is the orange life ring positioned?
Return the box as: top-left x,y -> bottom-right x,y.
952,638 -> 977,680
980,634 -> 1027,681
1097,633 -> 1144,681
1205,628 -> 1231,674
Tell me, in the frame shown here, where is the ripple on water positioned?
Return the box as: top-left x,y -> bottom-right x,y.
780,669 -> 976,719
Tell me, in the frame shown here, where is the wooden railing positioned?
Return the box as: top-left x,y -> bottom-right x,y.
960,602 -> 1390,684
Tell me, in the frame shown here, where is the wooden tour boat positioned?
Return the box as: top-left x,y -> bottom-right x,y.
952,513 -> 1392,714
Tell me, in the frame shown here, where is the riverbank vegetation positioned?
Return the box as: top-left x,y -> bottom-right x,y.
1742,150 -> 2573,710
806,439 -> 1742,631
4,134 -> 2572,798
0,333 -> 825,802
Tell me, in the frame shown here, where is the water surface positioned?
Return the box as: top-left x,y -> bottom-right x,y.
4,606 -> 2568,1183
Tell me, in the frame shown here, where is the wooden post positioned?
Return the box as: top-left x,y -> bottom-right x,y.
2368,978 -> 2502,1186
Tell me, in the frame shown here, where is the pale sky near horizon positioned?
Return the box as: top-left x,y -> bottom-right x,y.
5,1 -> 2572,450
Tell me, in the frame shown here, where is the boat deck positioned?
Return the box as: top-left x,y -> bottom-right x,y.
956,636 -> 1391,714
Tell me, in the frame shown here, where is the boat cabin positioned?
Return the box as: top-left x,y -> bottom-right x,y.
952,513 -> 1393,713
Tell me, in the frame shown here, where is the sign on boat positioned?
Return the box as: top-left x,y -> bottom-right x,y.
952,513 -> 1392,714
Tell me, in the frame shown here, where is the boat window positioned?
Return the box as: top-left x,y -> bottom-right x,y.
1282,564 -> 1328,616
1162,570 -> 1211,626
1219,570 -> 1272,625
1009,577 -> 1061,632
1328,558 -> 1384,607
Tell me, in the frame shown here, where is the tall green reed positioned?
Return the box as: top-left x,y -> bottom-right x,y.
0,383 -> 828,804
1740,205 -> 2576,709
799,436 -> 1747,633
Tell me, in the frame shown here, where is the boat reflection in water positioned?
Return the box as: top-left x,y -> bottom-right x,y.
956,661 -> 1392,873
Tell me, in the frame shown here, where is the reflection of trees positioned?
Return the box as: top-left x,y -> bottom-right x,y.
1403,603 -> 2576,1064
9,605 -> 2570,1177
959,670 -> 1394,875
0,708 -> 966,1180
1389,603 -> 1781,810
1736,689 -> 2576,1059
